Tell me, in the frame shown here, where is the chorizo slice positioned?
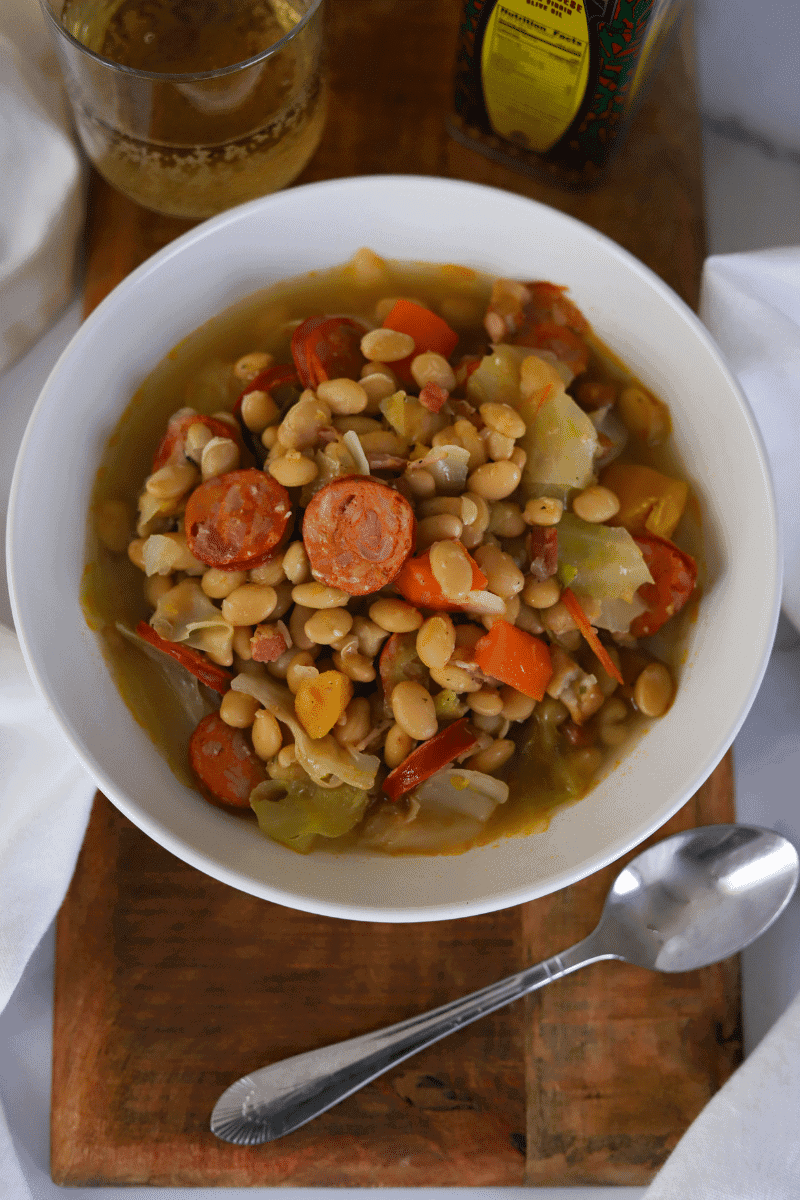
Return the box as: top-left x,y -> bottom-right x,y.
291,316 -> 367,389
184,468 -> 292,571
302,477 -> 415,596
234,364 -> 299,416
189,712 -> 266,809
153,413 -> 237,472
631,534 -> 697,638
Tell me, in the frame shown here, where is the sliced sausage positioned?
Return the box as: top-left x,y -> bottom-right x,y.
291,316 -> 367,389
631,534 -> 697,637
302,477 -> 415,596
189,712 -> 266,809
153,413 -> 238,472
184,468 -> 292,571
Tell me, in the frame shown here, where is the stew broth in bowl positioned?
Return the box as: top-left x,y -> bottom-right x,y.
84,250 -> 702,857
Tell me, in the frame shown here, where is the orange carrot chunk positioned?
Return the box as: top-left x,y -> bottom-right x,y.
473,619 -> 552,701
393,544 -> 487,611
381,299 -> 459,359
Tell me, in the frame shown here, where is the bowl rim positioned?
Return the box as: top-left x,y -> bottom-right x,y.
7,174 -> 782,922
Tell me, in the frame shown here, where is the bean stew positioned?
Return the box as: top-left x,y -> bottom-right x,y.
84,250 -> 701,856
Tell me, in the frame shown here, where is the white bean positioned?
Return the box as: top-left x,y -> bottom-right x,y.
391,680 -> 437,741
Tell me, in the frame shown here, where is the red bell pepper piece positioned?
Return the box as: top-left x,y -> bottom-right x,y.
135,621 -> 231,695
383,718 -> 477,800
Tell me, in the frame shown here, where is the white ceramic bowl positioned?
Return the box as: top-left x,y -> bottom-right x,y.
7,176 -> 780,922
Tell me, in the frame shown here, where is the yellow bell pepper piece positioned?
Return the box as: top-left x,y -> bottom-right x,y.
295,670 -> 353,740
617,385 -> 671,446
601,463 -> 689,540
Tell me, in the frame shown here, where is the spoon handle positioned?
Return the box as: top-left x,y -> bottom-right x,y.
211,932 -> 613,1144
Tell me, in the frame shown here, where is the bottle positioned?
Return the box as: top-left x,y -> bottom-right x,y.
449,0 -> 685,190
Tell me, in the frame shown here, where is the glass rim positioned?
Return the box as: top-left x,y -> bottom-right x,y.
40,0 -> 324,82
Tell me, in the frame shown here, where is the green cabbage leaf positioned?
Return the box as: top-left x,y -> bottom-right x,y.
251,779 -> 370,853
557,513 -> 653,604
520,389 -> 598,501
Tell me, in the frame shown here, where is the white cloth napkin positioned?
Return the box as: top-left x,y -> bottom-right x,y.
637,248 -> 800,1198
700,246 -> 800,630
0,11 -> 90,1195
0,625 -> 94,1200
642,991 -> 800,1199
0,0 -> 84,372
0,625 -> 93,1008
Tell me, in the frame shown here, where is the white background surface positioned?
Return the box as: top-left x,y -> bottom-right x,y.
2,0 -> 800,1195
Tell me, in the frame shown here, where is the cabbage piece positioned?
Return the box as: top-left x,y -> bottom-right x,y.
433,689 -> 467,720
231,673 -> 380,791
520,388 -> 598,502
414,768 -> 509,820
359,800 -> 482,853
409,444 -> 470,495
115,621 -> 213,728
467,345 -> 573,409
518,352 -> 567,401
557,512 -> 653,603
300,439 -> 359,504
359,768 -> 507,852
136,491 -> 178,537
534,348 -> 575,388
507,705 -> 584,809
341,430 -> 370,474
250,778 -> 369,853
142,534 -> 205,577
594,595 -> 648,634
151,579 -> 234,659
380,391 -> 444,444
466,344 -> 530,407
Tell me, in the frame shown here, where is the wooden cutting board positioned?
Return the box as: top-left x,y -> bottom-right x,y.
51,0 -> 740,1187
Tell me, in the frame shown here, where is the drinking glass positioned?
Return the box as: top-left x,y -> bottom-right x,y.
41,0 -> 327,219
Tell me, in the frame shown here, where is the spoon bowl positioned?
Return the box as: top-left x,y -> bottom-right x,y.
211,823 -> 799,1145
596,824 -> 799,972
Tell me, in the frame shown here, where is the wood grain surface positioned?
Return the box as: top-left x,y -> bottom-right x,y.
53,0 -> 740,1187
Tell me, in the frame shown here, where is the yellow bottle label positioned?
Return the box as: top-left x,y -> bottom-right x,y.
480,0 -> 591,153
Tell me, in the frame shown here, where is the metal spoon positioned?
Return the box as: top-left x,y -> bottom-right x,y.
211,823 -> 799,1145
